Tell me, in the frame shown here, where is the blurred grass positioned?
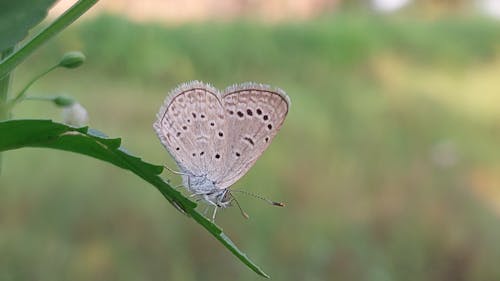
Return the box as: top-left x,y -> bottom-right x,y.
2,13 -> 500,280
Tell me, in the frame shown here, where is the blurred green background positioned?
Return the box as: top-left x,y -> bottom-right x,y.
2,1 -> 500,280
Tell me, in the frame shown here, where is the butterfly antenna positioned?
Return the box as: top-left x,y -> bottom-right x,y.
230,192 -> 249,219
231,190 -> 285,207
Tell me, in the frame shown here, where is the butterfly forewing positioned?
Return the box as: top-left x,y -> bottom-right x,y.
216,83 -> 290,189
154,82 -> 228,178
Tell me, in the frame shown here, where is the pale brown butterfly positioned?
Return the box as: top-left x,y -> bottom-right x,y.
154,81 -> 290,220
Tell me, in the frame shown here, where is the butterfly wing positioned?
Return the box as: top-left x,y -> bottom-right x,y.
215,83 -> 290,189
154,81 -> 228,178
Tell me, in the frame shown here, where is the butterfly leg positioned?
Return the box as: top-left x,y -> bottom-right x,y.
163,165 -> 191,189
212,206 -> 218,222
172,175 -> 191,190
168,173 -> 190,190
189,192 -> 208,204
189,192 -> 205,197
164,164 -> 189,176
173,184 -> 184,189
202,205 -> 210,215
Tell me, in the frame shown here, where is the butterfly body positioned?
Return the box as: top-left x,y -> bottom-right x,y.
181,173 -> 231,207
154,81 -> 289,217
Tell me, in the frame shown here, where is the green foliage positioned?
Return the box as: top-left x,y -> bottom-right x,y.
0,120 -> 163,175
60,15 -> 500,84
0,0 -> 98,79
0,0 -> 58,51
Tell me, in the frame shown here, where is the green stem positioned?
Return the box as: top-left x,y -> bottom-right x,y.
24,96 -> 57,102
0,47 -> 14,175
0,48 -> 13,117
0,0 -> 98,79
9,64 -> 59,107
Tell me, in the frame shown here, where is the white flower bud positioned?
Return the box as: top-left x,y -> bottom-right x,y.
62,102 -> 89,127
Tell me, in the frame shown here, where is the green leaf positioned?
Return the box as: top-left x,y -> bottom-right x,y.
0,0 -> 58,51
0,0 -> 98,79
0,119 -> 270,278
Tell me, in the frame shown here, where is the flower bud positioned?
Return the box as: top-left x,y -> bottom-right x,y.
62,102 -> 89,127
53,96 -> 75,107
59,51 -> 85,69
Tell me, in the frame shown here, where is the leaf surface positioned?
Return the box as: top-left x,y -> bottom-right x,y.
0,119 -> 270,278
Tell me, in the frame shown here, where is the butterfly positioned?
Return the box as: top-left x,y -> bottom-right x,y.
154,81 -> 290,220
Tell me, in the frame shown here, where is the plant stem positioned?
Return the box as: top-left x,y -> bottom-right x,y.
0,0 -> 98,79
24,96 -> 57,102
0,48 -> 13,117
0,47 -> 14,175
9,64 -> 59,106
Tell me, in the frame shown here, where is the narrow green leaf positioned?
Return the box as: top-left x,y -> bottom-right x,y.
0,0 -> 58,51
0,119 -> 270,278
